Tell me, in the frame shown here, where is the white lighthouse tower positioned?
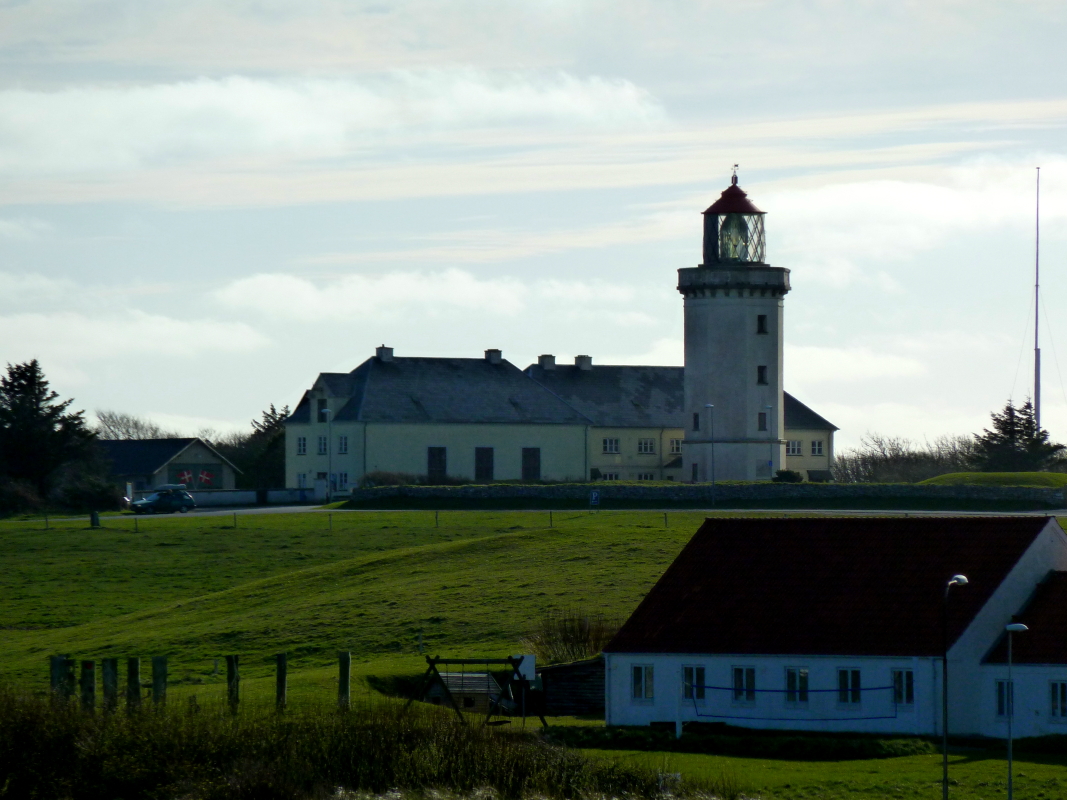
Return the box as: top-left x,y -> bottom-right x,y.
679,172 -> 790,482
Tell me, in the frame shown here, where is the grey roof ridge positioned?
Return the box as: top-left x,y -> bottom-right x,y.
354,358 -> 373,422
521,366 -> 596,424
172,437 -> 244,474
138,437 -> 197,476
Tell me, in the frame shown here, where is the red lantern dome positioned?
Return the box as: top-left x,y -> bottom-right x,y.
702,174 -> 766,266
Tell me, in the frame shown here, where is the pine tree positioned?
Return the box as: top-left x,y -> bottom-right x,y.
971,398 -> 1064,472
0,360 -> 95,495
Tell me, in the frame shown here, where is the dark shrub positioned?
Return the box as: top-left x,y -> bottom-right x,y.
773,469 -> 803,483
0,479 -> 42,515
56,476 -> 123,511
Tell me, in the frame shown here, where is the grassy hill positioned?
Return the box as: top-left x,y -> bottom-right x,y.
919,471 -> 1067,487
0,509 -> 714,695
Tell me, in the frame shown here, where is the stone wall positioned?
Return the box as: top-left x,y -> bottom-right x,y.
343,482 -> 1065,510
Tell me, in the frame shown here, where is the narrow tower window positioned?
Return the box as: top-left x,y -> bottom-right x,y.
758,412 -> 768,431
693,412 -> 700,431
757,365 -> 768,385
757,314 -> 768,334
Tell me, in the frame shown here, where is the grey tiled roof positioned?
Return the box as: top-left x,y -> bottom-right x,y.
524,364 -> 685,427
783,392 -> 838,431
95,438 -> 240,476
289,356 -> 591,425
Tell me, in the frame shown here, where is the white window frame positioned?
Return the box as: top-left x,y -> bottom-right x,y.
338,472 -> 349,489
338,435 -> 348,455
631,664 -> 654,703
601,472 -> 620,481
732,666 -> 756,703
785,667 -> 809,704
787,440 -> 803,456
838,668 -> 861,705
892,669 -> 915,706
683,665 -> 706,702
603,438 -> 620,454
811,440 -> 825,456
636,472 -> 655,481
997,679 -> 1014,717
670,438 -> 683,455
296,436 -> 307,456
637,437 -> 656,455
297,473 -> 307,488
1051,681 -> 1067,720
317,435 -> 327,455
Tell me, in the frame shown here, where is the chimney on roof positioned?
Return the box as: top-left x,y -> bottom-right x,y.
376,345 -> 394,362
485,348 -> 502,364
538,354 -> 556,370
575,355 -> 593,371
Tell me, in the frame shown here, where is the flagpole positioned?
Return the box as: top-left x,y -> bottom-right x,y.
1035,166 -> 1041,429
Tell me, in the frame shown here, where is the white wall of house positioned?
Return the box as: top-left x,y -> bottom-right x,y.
976,663 -> 1067,739
604,652 -> 940,735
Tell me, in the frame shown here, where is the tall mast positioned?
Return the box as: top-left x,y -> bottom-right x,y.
1035,166 -> 1041,429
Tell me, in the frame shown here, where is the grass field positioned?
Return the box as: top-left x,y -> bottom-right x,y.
3,507 -> 1067,798
920,472 -> 1067,488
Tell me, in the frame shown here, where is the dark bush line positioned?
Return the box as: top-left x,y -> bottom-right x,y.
544,723 -> 938,761
0,687 -> 727,800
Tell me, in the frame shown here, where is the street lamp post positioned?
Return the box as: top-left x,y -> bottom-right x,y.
942,574 -> 969,800
1006,622 -> 1029,800
704,404 -> 715,506
764,403 -> 774,479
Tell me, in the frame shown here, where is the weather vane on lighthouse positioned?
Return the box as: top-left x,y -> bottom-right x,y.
731,164 -> 739,184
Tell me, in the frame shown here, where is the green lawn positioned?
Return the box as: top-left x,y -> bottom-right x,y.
920,472 -> 1067,488
4,508 -> 1067,798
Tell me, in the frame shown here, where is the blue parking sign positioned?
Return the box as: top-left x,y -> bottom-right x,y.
589,490 -> 600,506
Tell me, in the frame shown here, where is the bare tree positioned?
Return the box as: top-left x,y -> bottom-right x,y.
833,433 -> 976,483
94,410 -> 182,440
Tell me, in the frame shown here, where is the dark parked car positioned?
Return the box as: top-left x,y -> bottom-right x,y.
131,488 -> 196,514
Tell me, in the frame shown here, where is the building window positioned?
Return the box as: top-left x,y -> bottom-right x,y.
296,436 -> 307,456
757,314 -> 768,334
337,435 -> 348,455
601,472 -> 620,481
786,668 -> 809,704
733,666 -> 756,702
787,440 -> 802,456
757,365 -> 768,385
997,679 -> 1014,717
297,473 -> 307,488
893,670 -> 914,705
317,436 -> 327,455
838,669 -> 861,704
811,440 -> 824,456
638,438 -> 655,454
637,472 -> 655,481
693,412 -> 700,431
683,666 -> 706,701
632,665 -> 654,701
603,438 -> 620,454
338,472 -> 349,489
475,447 -> 494,482
670,438 -> 683,455
427,447 -> 447,483
757,412 -> 768,432
1051,682 -> 1067,719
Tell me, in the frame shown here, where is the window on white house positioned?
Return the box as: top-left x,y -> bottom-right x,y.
893,670 -> 914,705
317,436 -> 327,455
338,435 -> 348,455
757,413 -> 768,432
787,440 -> 802,456
297,437 -> 307,456
603,438 -> 620,454
786,668 -> 809,703
997,679 -> 1014,717
838,669 -> 861,704
757,365 -> 768,385
637,472 -> 655,481
1051,682 -> 1067,719
670,438 -> 683,454
632,665 -> 654,701
811,440 -> 824,456
733,666 -> 756,702
683,666 -> 706,701
638,437 -> 656,454
338,472 -> 349,489
601,472 -> 620,481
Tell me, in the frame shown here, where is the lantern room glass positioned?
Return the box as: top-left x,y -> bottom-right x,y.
715,213 -> 765,264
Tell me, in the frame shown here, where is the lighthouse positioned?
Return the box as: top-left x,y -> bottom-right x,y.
679,173 -> 790,482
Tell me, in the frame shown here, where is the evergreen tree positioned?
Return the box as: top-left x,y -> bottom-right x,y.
971,398 -> 1064,472
0,360 -> 95,494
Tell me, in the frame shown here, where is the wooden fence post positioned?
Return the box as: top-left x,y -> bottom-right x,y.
79,660 -> 96,711
276,653 -> 287,712
226,655 -> 240,712
151,656 -> 167,705
338,651 -> 351,710
102,658 -> 118,712
126,657 -> 141,709
49,655 -> 72,701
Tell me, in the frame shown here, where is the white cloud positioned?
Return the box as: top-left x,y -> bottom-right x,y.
0,270 -> 73,306
0,217 -> 50,239
0,310 -> 268,363
213,269 -> 642,321
0,72 -> 664,176
786,344 -> 926,385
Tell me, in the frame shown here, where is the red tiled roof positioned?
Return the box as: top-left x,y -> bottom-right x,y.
606,516 -> 1052,658
985,571 -> 1067,664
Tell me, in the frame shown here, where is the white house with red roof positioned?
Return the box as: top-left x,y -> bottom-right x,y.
604,516 -> 1067,738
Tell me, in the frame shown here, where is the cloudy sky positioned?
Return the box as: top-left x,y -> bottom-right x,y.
2,0 -> 1066,448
